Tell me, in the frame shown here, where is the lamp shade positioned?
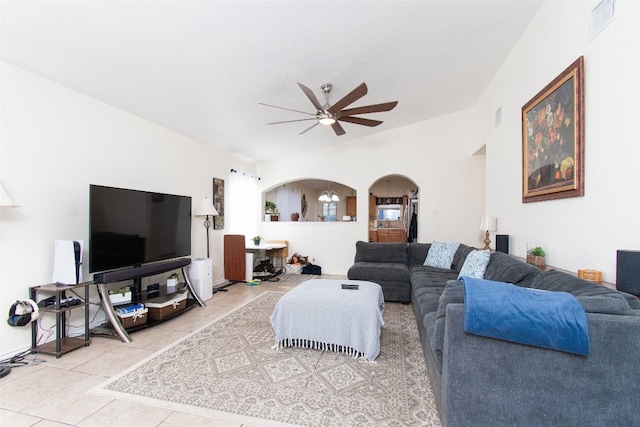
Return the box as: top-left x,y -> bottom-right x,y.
480,216 -> 497,231
195,197 -> 218,217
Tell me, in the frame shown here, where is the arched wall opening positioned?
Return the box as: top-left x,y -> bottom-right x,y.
263,179 -> 357,222
368,174 -> 419,242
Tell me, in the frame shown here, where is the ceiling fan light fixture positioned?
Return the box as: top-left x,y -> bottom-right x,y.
261,82 -> 397,136
317,111 -> 336,126
319,117 -> 336,125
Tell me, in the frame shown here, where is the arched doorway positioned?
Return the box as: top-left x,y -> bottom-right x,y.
368,175 -> 419,242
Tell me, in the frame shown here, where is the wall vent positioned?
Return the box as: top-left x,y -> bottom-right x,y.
495,106 -> 502,127
589,0 -> 616,41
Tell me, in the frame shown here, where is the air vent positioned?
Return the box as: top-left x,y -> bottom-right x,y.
589,0 -> 616,41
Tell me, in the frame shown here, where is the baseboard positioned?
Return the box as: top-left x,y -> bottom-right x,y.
0,344 -> 31,363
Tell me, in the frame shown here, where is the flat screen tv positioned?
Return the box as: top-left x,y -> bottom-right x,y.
89,185 -> 192,273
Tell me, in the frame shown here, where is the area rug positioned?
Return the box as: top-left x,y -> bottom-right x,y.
92,289 -> 441,426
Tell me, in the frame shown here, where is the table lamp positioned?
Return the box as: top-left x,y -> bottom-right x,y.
480,216 -> 497,250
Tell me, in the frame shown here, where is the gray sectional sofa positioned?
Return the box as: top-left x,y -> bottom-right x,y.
347,241 -> 640,426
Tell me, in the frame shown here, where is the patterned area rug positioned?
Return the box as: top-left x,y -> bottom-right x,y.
92,279 -> 440,426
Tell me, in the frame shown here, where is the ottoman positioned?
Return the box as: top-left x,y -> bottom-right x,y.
270,279 -> 385,361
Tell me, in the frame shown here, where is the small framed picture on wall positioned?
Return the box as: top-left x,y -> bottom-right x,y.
213,178 -> 224,229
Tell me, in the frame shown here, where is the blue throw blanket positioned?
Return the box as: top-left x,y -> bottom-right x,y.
460,277 -> 589,356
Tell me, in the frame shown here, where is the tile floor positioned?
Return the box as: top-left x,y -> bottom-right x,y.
0,279 -> 306,426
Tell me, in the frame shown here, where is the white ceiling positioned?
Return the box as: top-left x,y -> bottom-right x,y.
1,1 -> 543,164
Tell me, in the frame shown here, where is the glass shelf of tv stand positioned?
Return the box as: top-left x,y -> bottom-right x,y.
92,283 -> 199,339
93,260 -> 206,343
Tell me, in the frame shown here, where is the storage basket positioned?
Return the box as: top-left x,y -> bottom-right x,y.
116,307 -> 148,329
285,264 -> 303,274
146,292 -> 187,321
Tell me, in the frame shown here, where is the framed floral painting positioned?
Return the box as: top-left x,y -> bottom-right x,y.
522,56 -> 584,203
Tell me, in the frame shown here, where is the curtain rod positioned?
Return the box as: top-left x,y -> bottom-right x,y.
230,168 -> 260,180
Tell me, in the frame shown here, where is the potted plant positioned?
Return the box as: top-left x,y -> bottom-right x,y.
265,201 -> 279,221
527,245 -> 546,267
252,235 -> 262,246
290,212 -> 300,221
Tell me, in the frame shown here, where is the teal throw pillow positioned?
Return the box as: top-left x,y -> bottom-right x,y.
424,241 -> 460,269
458,250 -> 491,279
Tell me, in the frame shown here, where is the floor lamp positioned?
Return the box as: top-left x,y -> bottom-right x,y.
195,197 -> 227,293
195,197 -> 219,258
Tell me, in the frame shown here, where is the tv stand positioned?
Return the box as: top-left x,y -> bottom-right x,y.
93,258 -> 205,343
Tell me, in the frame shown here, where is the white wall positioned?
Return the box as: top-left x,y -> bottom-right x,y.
0,62 -> 253,356
474,0 -> 640,282
258,108 -> 486,274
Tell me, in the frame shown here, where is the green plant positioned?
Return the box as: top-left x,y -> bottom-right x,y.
108,287 -> 131,296
252,235 -> 262,243
265,201 -> 277,213
530,246 -> 546,257
167,273 -> 179,280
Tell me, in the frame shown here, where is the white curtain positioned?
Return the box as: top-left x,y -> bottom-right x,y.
275,185 -> 302,220
227,169 -> 260,238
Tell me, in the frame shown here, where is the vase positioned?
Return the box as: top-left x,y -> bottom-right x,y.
290,213 -> 299,221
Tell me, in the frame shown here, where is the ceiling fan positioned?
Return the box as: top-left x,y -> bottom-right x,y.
260,82 -> 398,136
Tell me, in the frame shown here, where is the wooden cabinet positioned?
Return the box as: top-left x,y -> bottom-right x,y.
346,196 -> 356,218
376,230 -> 390,242
224,234 -> 246,281
369,194 -> 377,219
369,230 -> 378,242
376,229 -> 407,243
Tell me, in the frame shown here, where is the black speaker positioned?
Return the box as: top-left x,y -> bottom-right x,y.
496,235 -> 509,254
93,258 -> 191,283
616,250 -> 640,296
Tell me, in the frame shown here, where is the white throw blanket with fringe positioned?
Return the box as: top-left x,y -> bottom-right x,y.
270,279 -> 385,361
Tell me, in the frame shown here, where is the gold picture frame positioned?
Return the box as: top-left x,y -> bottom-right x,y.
522,56 -> 584,203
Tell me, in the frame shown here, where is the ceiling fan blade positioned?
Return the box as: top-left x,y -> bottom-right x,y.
259,102 -> 315,116
338,116 -> 383,127
328,82 -> 368,115
297,82 -> 324,111
299,122 -> 320,135
267,118 -> 317,125
340,101 -> 398,117
331,121 -> 346,136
